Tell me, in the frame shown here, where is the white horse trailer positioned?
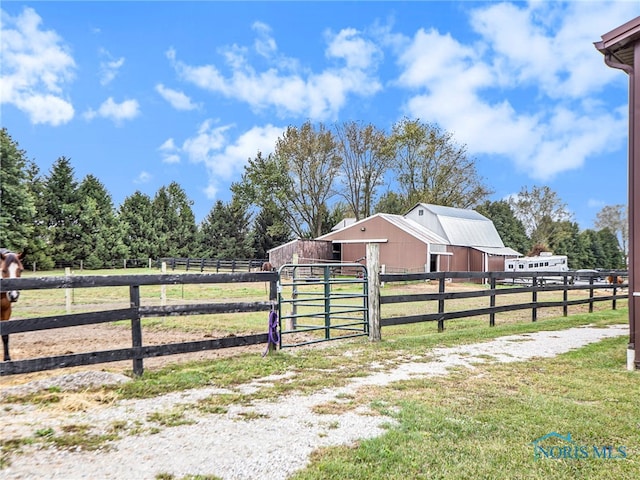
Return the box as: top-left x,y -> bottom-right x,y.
505,253 -> 568,284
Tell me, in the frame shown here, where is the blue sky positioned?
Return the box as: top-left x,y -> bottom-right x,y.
2,1 -> 638,229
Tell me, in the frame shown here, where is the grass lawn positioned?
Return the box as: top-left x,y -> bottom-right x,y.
292,324 -> 638,479
111,307 -> 636,480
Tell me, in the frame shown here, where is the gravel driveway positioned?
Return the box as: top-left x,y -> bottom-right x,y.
0,324 -> 628,480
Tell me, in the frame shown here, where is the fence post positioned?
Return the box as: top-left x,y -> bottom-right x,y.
588,276 -> 594,313
288,254 -> 299,331
161,262 -> 167,306
563,274 -> 569,316
532,276 -> 538,322
323,266 -> 331,340
65,267 -> 72,313
438,276 -> 446,332
130,284 -> 144,376
269,275 -> 277,302
489,276 -> 496,327
367,243 -> 381,342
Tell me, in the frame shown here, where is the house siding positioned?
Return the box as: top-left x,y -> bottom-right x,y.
322,216 -> 429,273
269,205 -> 519,278
268,239 -> 333,269
405,206 -> 447,239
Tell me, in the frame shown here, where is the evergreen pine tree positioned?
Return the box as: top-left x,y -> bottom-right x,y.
78,175 -> 128,268
0,128 -> 36,252
42,157 -> 82,265
119,191 -> 158,260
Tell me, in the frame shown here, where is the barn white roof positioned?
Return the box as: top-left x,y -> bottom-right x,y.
378,213 -> 449,245
407,203 -> 507,248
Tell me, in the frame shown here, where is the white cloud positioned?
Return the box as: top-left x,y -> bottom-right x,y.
170,25 -> 382,121
394,2 -> 633,181
180,120 -> 284,199
84,97 -> 140,124
98,48 -> 125,86
325,27 -> 382,70
158,138 -> 181,164
134,171 -> 152,184
155,84 -> 199,111
252,21 -> 277,58
469,1 -> 637,98
13,93 -> 75,127
0,7 -> 75,125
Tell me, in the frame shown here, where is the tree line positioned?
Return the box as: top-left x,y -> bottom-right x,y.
0,122 -> 627,271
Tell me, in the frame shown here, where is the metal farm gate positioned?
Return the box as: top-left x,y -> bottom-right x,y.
277,263 -> 369,347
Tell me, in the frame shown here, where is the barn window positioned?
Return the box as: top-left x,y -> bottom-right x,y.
418,209 -> 424,216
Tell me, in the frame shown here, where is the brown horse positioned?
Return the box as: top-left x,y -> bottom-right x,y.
607,275 -> 624,286
1,250 -> 24,361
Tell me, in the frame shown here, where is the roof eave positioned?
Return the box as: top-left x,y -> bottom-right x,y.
595,16 -> 640,68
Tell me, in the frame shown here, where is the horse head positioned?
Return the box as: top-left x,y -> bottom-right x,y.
1,250 -> 24,303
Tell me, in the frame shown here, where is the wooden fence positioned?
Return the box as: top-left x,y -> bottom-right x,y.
157,258 -> 268,273
369,270 -> 627,337
0,272 -> 277,376
0,263 -> 629,377
29,258 -> 268,272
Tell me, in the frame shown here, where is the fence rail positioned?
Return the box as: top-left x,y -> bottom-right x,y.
0,272 -> 277,376
157,258 -> 268,273
31,258 -> 268,272
373,269 -> 627,335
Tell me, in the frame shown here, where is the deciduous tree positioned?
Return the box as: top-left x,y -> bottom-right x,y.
233,121 -> 342,238
594,204 -> 627,259
374,191 -> 409,215
388,118 -> 492,209
275,121 -> 342,237
509,185 -> 572,245
334,121 -> 392,220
